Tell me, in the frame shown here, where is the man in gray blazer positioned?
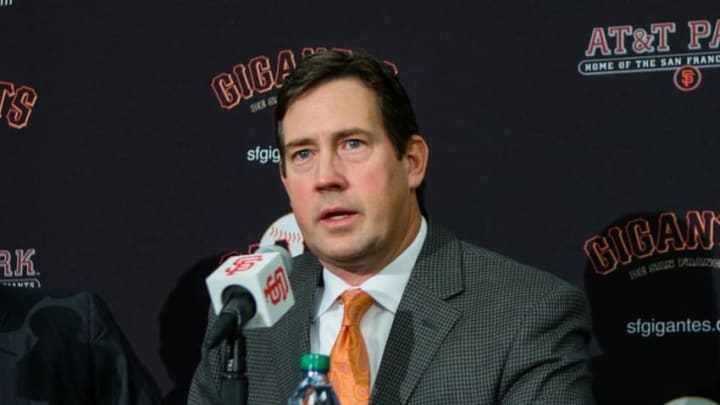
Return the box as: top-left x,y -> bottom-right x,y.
188,50 -> 593,404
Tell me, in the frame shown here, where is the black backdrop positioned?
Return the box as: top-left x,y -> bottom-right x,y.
3,1 -> 720,403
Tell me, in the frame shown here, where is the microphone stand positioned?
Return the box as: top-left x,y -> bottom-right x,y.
220,332 -> 249,405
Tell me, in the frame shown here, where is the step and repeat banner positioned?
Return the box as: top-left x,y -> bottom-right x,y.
2,1 -> 720,403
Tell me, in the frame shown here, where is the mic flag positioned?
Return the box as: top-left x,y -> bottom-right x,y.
204,245 -> 294,348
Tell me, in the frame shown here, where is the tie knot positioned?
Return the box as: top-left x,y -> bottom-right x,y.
340,289 -> 373,326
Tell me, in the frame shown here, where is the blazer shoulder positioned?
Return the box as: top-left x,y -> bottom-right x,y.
423,222 -> 581,293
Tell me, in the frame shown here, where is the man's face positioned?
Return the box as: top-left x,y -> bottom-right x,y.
279,77 -> 426,276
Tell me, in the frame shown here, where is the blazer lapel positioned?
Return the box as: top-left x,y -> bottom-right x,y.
269,256 -> 322,400
372,224 -> 465,404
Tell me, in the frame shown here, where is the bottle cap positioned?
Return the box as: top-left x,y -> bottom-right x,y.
300,353 -> 330,372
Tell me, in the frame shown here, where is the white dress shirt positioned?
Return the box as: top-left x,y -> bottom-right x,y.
310,218 -> 428,390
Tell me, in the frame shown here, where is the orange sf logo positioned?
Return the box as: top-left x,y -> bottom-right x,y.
680,69 -> 696,88
673,65 -> 701,92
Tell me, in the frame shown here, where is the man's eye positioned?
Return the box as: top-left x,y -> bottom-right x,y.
345,139 -> 363,149
291,150 -> 311,160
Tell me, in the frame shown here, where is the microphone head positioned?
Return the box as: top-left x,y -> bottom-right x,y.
205,248 -> 295,329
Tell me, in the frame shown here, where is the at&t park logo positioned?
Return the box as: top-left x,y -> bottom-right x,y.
578,19 -> 720,91
1,248 -> 41,288
211,46 -> 398,114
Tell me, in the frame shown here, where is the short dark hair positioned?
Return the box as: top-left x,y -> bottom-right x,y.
275,50 -> 427,216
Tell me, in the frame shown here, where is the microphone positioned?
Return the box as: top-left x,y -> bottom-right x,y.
204,245 -> 294,349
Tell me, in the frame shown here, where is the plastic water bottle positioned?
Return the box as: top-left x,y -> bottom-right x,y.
287,353 -> 340,405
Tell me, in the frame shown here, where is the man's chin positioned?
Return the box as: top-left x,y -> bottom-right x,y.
313,245 -> 371,270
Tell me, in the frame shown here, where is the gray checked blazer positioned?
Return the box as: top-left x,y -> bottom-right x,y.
188,223 -> 594,404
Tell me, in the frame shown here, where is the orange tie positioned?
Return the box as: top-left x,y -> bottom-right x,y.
328,289 -> 374,405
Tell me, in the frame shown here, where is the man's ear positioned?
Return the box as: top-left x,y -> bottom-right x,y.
405,134 -> 429,189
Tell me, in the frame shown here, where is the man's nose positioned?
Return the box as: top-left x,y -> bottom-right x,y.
314,151 -> 348,191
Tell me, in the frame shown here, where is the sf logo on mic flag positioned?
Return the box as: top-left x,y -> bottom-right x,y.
264,267 -> 290,305
224,255 -> 263,275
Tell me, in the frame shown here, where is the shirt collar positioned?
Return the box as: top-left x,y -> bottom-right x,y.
315,217 -> 428,318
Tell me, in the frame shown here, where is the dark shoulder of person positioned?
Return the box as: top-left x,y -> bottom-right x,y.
0,286 -> 164,405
